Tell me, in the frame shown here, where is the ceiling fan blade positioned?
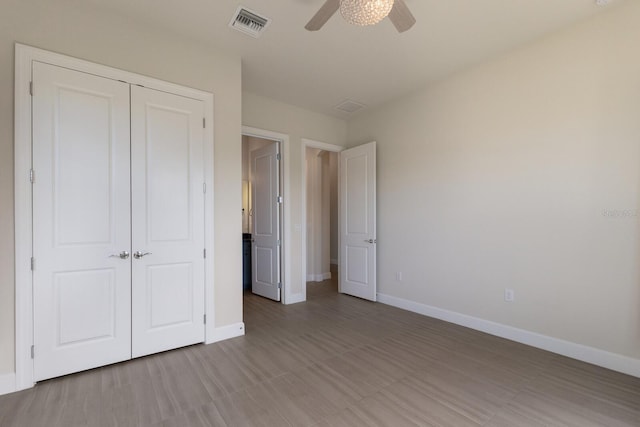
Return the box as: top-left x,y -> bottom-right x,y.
388,0 -> 416,33
305,0 -> 340,31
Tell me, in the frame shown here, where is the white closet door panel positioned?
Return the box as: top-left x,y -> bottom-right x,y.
131,86 -> 205,358
32,62 -> 132,381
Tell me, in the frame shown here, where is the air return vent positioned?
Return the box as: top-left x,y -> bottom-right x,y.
229,6 -> 271,38
334,99 -> 366,114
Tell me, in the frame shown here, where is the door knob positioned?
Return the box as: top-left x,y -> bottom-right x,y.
109,251 -> 130,259
364,239 -> 377,244
133,251 -> 152,259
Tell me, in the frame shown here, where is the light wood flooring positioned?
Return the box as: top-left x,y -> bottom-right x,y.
1,275 -> 639,426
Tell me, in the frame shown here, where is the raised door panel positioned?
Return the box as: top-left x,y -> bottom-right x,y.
32,62 -> 132,381
130,86 -> 205,358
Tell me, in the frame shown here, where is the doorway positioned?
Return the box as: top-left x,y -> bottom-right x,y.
302,139 -> 343,300
305,148 -> 338,298
241,133 -> 284,302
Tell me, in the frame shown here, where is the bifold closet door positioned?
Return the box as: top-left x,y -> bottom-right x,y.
130,86 -> 206,358
32,62 -> 132,381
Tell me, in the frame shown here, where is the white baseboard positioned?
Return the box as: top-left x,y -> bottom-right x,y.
306,272 -> 331,282
377,293 -> 640,378
0,372 -> 16,396
205,322 -> 245,344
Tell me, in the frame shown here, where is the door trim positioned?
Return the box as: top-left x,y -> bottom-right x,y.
14,43 -> 215,391
242,126 -> 294,304
301,139 -> 344,303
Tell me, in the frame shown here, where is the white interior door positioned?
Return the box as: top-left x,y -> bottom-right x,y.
251,142 -> 281,301
32,62 -> 132,381
130,86 -> 206,357
339,142 -> 377,301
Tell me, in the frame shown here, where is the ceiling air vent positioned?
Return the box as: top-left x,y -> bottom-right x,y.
334,99 -> 366,114
229,6 -> 271,38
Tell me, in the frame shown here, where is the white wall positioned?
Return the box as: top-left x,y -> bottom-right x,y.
348,0 -> 640,367
243,92 -> 348,296
0,0 -> 243,376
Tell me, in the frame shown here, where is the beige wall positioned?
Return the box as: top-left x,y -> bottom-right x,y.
0,0 -> 243,375
305,148 -> 332,280
348,1 -> 640,361
329,152 -> 339,264
243,92 -> 347,296
306,148 -> 320,278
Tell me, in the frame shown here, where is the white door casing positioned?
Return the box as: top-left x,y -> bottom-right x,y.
32,62 -> 132,381
131,86 -> 206,357
339,142 -> 377,301
32,64 -> 207,380
15,44 -> 217,391
251,142 -> 281,301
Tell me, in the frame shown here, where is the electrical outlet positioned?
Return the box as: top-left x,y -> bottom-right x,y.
504,288 -> 515,302
395,272 -> 403,282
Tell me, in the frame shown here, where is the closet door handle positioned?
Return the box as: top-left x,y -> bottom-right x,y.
109,251 -> 130,259
133,251 -> 152,259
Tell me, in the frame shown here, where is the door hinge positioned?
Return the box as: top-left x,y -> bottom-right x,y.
203,314 -> 207,324
30,257 -> 35,271
276,153 -> 281,161
277,196 -> 283,204
277,282 -> 282,289
203,248 -> 207,258
276,239 -> 281,246
203,118 -> 205,128
31,345 -> 34,359
29,169 -> 34,183
203,183 -> 206,193
29,81 -> 33,96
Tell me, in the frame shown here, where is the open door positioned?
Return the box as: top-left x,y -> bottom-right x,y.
251,142 -> 282,301
339,142 -> 377,301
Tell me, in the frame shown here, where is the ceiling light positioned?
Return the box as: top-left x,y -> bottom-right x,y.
339,0 -> 395,26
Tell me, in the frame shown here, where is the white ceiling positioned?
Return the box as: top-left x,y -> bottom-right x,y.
80,0 -> 622,118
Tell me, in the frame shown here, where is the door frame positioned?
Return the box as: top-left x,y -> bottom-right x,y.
301,139 -> 344,301
14,44 -> 215,391
241,126 -> 292,304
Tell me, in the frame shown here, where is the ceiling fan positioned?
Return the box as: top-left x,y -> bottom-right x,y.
305,0 -> 416,33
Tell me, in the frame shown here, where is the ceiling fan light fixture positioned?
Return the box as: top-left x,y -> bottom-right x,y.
339,0 -> 395,26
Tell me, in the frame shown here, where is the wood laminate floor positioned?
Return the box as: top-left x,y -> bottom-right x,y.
1,274 -> 639,426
